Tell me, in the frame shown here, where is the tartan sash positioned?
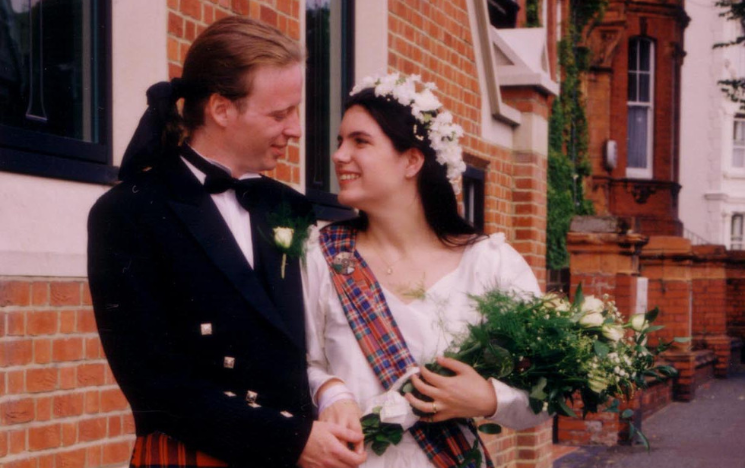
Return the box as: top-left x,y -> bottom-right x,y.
130,433 -> 228,468
319,224 -> 495,468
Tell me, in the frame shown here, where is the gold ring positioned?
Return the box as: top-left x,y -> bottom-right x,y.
431,402 -> 438,414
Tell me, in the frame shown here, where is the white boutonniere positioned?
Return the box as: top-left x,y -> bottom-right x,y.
273,227 -> 294,279
267,202 -> 314,279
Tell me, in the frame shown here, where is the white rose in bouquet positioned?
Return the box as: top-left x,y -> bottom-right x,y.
544,293 -> 570,313
630,314 -> 648,332
579,311 -> 604,328
588,372 -> 610,393
601,324 -> 625,342
581,295 -> 605,314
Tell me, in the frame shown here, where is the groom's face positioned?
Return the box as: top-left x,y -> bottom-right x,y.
223,63 -> 303,174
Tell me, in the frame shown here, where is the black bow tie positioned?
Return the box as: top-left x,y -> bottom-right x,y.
181,145 -> 269,210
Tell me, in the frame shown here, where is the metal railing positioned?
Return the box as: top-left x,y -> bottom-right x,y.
683,228 -> 712,246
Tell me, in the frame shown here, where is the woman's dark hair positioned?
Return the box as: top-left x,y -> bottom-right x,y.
344,88 -> 483,246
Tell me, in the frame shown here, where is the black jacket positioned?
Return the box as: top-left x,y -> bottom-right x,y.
87,154 -> 315,467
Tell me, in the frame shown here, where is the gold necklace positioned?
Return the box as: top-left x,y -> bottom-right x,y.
368,239 -> 406,275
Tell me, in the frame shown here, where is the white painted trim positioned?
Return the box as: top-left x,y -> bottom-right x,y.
354,0 -> 388,79
0,172 -> 107,277
111,0 -> 168,166
466,0 -> 518,148
491,27 -> 560,96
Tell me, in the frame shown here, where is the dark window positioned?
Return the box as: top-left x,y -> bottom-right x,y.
0,0 -> 114,184
487,0 -> 520,29
305,0 -> 355,221
463,165 -> 485,232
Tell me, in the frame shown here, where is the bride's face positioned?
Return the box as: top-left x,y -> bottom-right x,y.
332,105 -> 417,211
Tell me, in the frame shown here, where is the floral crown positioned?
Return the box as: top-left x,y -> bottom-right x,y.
350,73 -> 466,194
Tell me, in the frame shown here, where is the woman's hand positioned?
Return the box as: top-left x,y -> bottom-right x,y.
317,381 -> 365,454
405,356 -> 497,423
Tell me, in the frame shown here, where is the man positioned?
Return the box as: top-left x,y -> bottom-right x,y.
88,17 -> 365,468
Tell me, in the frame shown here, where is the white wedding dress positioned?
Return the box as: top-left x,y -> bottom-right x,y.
303,232 -> 550,468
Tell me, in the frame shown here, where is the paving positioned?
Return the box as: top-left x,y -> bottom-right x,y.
553,365 -> 745,468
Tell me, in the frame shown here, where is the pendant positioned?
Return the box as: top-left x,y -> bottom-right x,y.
386,267 -> 393,275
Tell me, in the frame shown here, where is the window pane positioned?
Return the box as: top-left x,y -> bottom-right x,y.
639,39 -> 651,72
627,106 -> 649,169
305,0 -> 332,192
0,0 -> 99,143
732,215 -> 743,250
487,0 -> 519,28
735,120 -> 745,142
305,0 -> 353,194
639,73 -> 651,102
628,39 -> 638,72
628,71 -> 638,102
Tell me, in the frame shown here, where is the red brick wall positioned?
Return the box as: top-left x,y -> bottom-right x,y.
585,0 -> 687,236
387,0 -> 550,286
726,252 -> 745,342
1,279 -> 134,468
692,279 -> 727,336
644,279 -> 691,347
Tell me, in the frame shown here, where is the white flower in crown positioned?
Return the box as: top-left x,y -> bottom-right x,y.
350,73 -> 466,194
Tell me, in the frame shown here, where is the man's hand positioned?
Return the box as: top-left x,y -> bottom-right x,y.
298,421 -> 367,468
319,399 -> 364,454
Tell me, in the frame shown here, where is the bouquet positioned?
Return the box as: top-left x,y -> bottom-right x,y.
361,286 -> 684,455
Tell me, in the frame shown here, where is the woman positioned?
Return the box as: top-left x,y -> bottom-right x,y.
303,74 -> 549,468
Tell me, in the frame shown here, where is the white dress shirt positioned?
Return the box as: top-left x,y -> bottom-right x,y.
303,231 -> 551,468
182,153 -> 260,268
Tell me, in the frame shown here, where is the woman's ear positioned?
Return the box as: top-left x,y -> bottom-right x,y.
404,148 -> 425,179
203,93 -> 235,129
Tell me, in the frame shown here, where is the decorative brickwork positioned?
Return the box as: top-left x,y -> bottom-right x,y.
0,279 -> 135,468
584,0 -> 688,237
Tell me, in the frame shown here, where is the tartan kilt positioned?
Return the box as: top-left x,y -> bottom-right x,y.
130,432 -> 229,468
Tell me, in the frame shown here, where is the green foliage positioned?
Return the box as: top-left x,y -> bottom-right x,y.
547,1 -> 607,270
526,0 -> 541,27
361,288 -> 679,453
715,1 -> 745,107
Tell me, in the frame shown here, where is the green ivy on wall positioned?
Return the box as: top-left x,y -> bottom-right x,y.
526,0 -> 541,27
714,1 -> 745,107
546,0 -> 607,270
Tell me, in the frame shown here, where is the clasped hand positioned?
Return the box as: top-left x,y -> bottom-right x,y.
299,383 -> 366,468
405,356 -> 497,423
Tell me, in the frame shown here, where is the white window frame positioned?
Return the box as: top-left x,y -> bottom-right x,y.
626,37 -> 655,179
731,213 -> 744,250
732,118 -> 745,172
